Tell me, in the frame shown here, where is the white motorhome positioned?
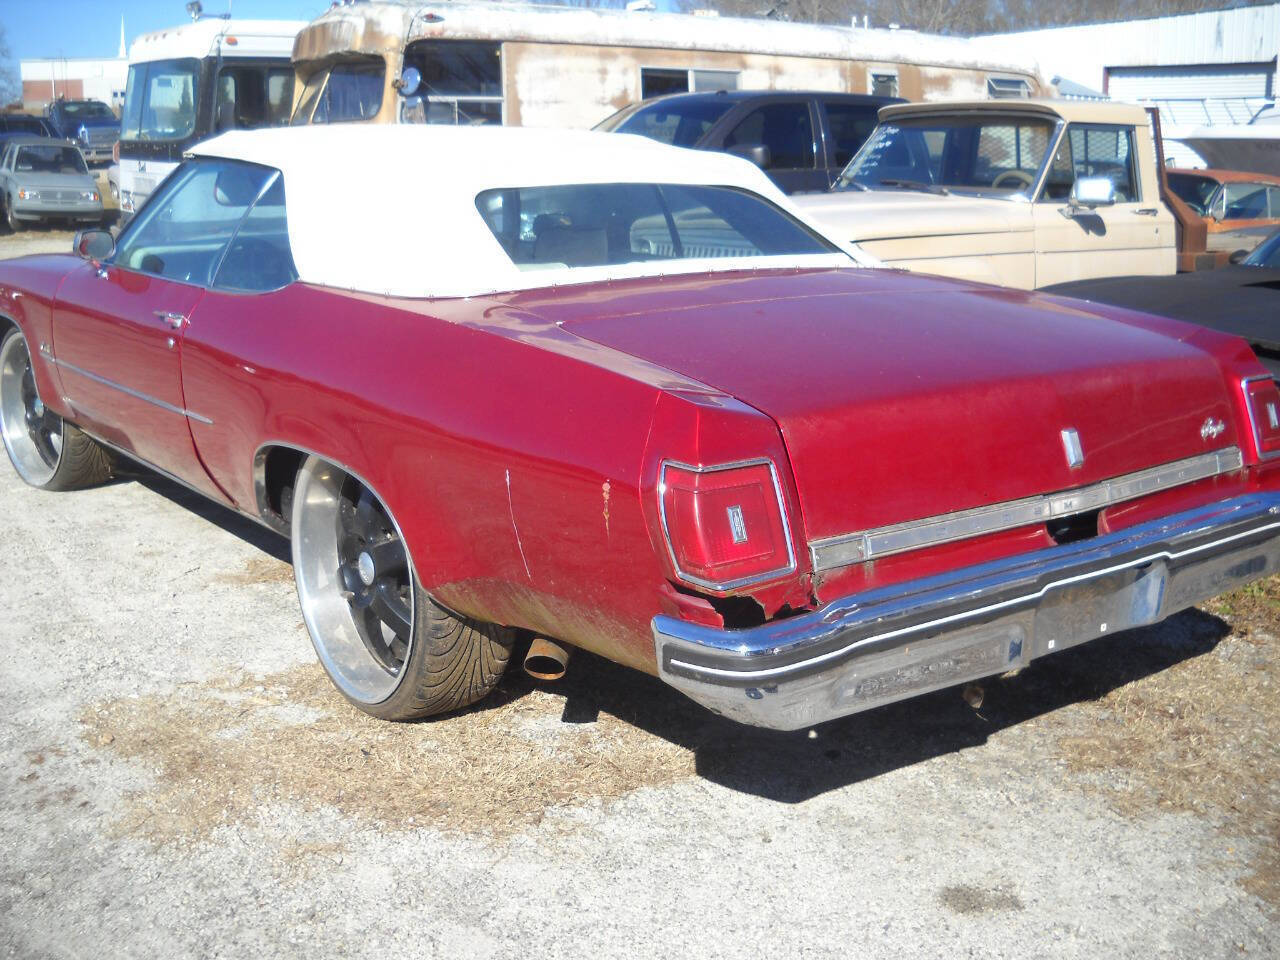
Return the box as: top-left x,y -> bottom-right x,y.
117,18 -> 305,216
290,1 -> 1045,130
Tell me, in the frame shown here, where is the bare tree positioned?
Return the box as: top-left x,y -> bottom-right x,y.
0,24 -> 18,109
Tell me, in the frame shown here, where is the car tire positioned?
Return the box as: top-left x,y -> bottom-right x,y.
0,329 -> 112,490
291,454 -> 514,720
5,199 -> 24,233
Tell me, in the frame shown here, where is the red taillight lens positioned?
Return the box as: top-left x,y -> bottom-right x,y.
659,460 -> 795,590
1242,376 -> 1280,460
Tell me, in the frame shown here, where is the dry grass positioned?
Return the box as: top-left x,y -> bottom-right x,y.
1053,577 -> 1280,910
79,660 -> 696,846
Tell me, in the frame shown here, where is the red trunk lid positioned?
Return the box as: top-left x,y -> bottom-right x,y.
510,269 -> 1240,542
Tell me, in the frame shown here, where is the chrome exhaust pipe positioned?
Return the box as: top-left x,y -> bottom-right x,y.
524,636 -> 571,681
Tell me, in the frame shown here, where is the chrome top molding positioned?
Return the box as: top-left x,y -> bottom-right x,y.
810,447 -> 1244,573
657,457 -> 798,592
1241,375 -> 1280,463
49,355 -> 214,425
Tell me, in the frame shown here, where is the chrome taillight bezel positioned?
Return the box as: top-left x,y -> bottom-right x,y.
657,457 -> 798,592
1240,374 -> 1280,462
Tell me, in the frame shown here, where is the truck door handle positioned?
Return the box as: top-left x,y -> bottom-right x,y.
1134,208 -> 1159,216
154,311 -> 187,329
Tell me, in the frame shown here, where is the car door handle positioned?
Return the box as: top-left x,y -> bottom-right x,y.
1133,208 -> 1160,216
154,310 -> 187,329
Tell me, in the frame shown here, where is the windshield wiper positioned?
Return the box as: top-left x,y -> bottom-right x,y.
878,178 -> 950,196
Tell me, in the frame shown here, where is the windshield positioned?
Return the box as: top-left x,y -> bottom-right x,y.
476,182 -> 836,270
61,101 -> 115,120
836,114 -> 1055,196
15,145 -> 88,175
291,61 -> 384,124
1244,229 -> 1280,268
1167,172 -> 1218,214
121,58 -> 199,142
600,98 -> 734,148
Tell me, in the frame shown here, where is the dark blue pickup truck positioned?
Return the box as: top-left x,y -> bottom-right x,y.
43,99 -> 119,164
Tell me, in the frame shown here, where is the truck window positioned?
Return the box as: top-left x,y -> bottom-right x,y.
724,104 -> 815,170
1040,125 -> 1139,203
822,103 -> 879,167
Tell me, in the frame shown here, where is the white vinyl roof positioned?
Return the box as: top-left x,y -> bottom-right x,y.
189,125 -> 866,299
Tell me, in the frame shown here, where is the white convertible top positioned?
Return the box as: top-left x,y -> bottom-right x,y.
189,125 -> 863,299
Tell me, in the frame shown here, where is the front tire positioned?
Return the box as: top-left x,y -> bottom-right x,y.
291,455 -> 514,720
0,329 -> 111,490
6,200 -> 25,233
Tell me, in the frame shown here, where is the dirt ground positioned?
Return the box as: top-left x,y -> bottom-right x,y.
0,232 -> 1277,959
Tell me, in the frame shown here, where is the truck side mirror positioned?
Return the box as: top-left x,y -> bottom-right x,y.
727,143 -> 772,170
1061,176 -> 1116,217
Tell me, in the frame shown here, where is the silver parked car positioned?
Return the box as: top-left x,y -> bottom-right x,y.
0,137 -> 103,232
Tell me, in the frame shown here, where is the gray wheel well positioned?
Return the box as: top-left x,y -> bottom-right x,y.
253,444 -> 306,536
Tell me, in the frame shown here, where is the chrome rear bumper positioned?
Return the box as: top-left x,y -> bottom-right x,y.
653,494 -> 1280,730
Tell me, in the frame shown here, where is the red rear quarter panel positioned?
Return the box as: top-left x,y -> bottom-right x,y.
0,255 -> 79,415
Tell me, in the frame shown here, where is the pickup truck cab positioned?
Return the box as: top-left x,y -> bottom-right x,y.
792,99 -> 1176,289
596,91 -> 903,194
43,99 -> 120,165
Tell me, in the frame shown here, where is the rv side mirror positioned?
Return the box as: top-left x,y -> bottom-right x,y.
1229,248 -> 1250,265
727,143 -> 771,170
74,228 -> 114,262
396,67 -> 422,97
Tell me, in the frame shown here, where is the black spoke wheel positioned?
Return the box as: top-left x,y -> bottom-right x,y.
291,455 -> 515,720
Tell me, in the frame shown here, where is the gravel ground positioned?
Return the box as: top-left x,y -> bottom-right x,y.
0,233 -> 1276,958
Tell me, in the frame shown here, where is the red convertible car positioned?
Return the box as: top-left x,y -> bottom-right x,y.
3,125 -> 1280,731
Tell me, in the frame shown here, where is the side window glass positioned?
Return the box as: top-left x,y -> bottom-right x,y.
1039,136 -> 1074,202
266,69 -> 295,126
822,104 -> 878,168
1069,125 -> 1138,202
213,177 -> 298,292
1222,182 -> 1270,220
723,104 -> 815,170
113,161 -> 274,287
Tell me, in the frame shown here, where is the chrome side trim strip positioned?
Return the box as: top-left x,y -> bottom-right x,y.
809,447 -> 1243,572
50,356 -> 213,425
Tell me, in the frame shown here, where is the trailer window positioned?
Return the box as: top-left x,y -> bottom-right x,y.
401,40 -> 502,126
476,182 -> 835,270
120,58 -> 199,142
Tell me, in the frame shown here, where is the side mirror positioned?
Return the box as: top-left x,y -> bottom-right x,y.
727,143 -> 772,170
1070,176 -> 1116,208
395,67 -> 422,97
1229,248 -> 1250,265
74,228 -> 114,262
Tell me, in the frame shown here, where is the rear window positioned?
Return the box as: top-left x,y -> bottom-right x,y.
606,99 -> 733,148
475,182 -> 834,270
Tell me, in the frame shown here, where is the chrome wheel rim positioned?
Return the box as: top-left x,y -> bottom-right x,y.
0,333 -> 62,486
292,458 -> 415,705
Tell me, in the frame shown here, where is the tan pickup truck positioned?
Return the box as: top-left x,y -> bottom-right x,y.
792,99 -> 1178,289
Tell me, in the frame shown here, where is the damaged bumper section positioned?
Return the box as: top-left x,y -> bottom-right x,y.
653,494 -> 1280,730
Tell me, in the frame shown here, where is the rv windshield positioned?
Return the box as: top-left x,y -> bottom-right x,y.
835,115 -> 1055,197
121,58 -> 199,142
599,99 -> 734,148
292,61 -> 384,124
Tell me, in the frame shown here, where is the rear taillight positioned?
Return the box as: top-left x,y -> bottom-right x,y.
1241,375 -> 1280,460
658,459 -> 796,591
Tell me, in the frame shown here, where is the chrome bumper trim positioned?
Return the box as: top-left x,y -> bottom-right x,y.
809,447 -> 1243,572
654,493 -> 1280,730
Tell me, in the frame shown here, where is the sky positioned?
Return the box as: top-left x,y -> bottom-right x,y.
1,0 -> 331,61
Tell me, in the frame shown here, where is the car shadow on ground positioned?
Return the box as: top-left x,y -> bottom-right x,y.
128,466 -> 1233,804
490,608 -> 1229,803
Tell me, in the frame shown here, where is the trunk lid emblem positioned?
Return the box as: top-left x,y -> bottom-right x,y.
1061,428 -> 1085,470
1201,417 -> 1226,441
